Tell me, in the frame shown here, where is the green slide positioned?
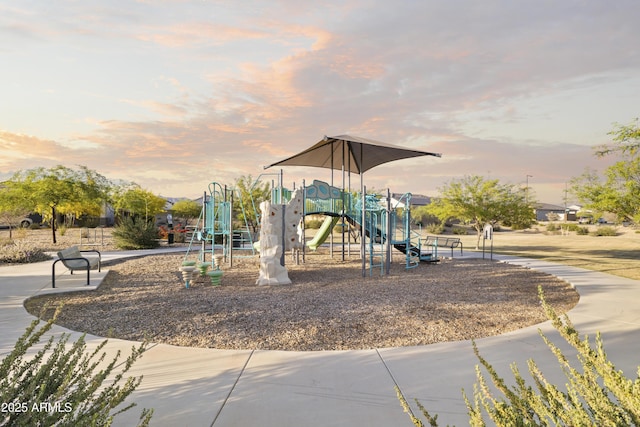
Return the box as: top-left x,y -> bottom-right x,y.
307,216 -> 339,251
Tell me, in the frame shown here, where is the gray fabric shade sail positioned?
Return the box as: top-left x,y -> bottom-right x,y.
264,134 -> 441,175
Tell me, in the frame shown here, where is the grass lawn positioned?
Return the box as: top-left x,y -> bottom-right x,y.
312,220 -> 639,280
446,224 -> 640,280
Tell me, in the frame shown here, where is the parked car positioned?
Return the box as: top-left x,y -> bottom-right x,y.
0,213 -> 43,229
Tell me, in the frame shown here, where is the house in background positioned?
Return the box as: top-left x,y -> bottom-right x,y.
534,203 -> 578,222
384,193 -> 431,208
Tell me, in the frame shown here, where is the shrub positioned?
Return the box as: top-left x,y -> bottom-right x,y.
591,226 -> 618,236
112,217 -> 160,250
451,227 -> 468,235
561,223 -> 580,232
425,223 -> 444,234
397,287 -> 640,426
0,240 -> 50,264
0,309 -> 152,426
545,223 -> 558,232
576,226 -> 590,235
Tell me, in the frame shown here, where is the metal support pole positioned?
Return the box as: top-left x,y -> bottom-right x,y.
386,188 -> 391,275
280,205 -> 286,267
302,179 -> 306,264
361,185 -> 366,278
201,191 -> 206,262
229,189 -> 234,268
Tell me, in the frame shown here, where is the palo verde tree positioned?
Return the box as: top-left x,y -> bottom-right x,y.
0,166 -> 111,244
111,183 -> 167,223
170,199 -> 201,226
0,185 -> 32,239
427,175 -> 535,249
233,175 -> 270,233
571,118 -> 640,223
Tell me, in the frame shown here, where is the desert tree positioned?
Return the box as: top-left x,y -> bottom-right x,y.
0,166 -> 111,243
111,183 -> 167,224
170,199 -> 202,226
571,118 -> 640,223
426,175 -> 535,249
233,175 -> 270,233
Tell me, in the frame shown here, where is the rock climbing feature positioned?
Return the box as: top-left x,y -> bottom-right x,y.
256,189 -> 303,285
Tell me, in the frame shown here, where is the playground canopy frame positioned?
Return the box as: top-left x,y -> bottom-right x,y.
264,134 -> 441,175
265,134 -> 441,275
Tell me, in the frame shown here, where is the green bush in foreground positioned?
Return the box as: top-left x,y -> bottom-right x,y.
112,217 -> 160,250
398,287 -> 640,426
0,310 -> 152,426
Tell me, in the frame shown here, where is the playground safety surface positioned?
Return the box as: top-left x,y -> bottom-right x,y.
25,249 -> 578,351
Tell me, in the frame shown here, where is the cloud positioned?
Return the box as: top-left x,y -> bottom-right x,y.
1,0 -> 638,204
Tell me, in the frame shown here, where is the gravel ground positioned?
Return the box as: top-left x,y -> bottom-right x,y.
25,248 -> 579,351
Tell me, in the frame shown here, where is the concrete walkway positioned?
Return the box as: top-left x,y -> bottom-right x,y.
1,250 -> 639,426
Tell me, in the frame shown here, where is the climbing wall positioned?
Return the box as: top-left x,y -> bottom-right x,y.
255,189 -> 303,285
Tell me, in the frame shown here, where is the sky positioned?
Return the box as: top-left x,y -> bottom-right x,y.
1,1 -> 639,205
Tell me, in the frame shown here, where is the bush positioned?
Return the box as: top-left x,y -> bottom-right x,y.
0,309 -> 152,426
0,240 -> 50,264
112,217 -> 160,250
451,227 -> 468,235
397,287 -> 640,426
591,226 -> 618,236
576,226 -> 590,235
546,223 -> 558,232
561,223 -> 580,232
425,223 -> 445,234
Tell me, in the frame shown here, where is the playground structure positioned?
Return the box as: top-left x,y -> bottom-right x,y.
182,181 -> 258,277
178,135 -> 443,284
180,174 -> 444,285
303,180 -> 440,276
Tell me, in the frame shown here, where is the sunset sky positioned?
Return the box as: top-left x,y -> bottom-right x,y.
1,1 -> 638,204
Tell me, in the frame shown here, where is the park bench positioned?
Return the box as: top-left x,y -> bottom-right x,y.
52,246 -> 101,288
422,236 -> 463,258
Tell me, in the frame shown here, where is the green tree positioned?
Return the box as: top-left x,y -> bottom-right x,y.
410,205 -> 440,228
170,199 -> 201,226
0,188 -> 32,238
112,184 -> 167,223
233,175 -> 270,232
571,118 -> 640,223
595,118 -> 640,157
0,166 -> 111,244
427,175 -> 535,249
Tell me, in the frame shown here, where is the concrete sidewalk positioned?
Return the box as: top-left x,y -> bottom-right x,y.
1,250 -> 639,426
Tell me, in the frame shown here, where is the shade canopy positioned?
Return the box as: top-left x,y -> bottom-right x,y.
264,134 -> 441,175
